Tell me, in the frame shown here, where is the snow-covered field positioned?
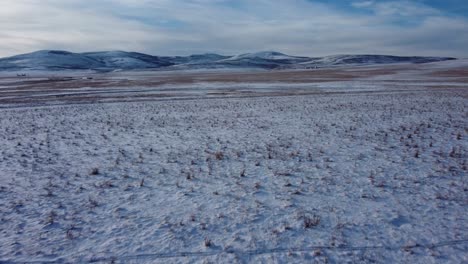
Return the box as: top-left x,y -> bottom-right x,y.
0,65 -> 467,263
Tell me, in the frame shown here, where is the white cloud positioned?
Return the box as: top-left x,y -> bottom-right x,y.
352,1 -> 375,8
353,0 -> 440,17
0,0 -> 467,58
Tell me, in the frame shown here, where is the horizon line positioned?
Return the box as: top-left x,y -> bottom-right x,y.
1,49 -> 459,60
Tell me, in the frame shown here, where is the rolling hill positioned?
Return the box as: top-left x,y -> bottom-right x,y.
0,50 -> 456,71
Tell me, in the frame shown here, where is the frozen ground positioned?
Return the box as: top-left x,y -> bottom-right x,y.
0,63 -> 467,263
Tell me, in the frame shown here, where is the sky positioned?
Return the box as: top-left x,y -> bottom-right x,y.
0,0 -> 467,58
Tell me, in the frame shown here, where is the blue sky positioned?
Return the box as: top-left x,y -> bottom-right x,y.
315,0 -> 468,16
0,0 -> 467,57
419,0 -> 468,16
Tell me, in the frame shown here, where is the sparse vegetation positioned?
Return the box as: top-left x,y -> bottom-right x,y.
90,168 -> 99,175
214,151 -> 224,160
1,69 -> 466,262
303,215 -> 321,229
204,237 -> 213,247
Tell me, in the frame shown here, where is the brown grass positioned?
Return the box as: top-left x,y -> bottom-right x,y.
1,63 -> 467,107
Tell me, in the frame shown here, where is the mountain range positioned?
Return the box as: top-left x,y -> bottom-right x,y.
0,50 -> 456,71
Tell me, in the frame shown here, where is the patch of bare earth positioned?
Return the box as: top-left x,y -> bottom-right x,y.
0,63 -> 467,107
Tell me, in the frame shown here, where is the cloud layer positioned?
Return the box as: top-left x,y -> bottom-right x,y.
1,0 -> 467,57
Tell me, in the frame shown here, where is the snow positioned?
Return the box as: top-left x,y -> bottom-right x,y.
224,51 -> 302,61
0,66 -> 467,263
0,50 -> 103,70
0,50 -> 456,72
299,55 -> 456,69
422,58 -> 468,69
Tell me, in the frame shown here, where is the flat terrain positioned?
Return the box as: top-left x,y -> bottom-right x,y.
0,61 -> 467,263
0,61 -> 467,107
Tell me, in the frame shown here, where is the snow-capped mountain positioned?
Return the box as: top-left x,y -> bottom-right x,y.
82,51 -> 173,69
224,51 -> 308,61
165,53 -> 230,65
0,50 -> 175,71
212,51 -> 311,69
299,54 -> 455,68
0,50 -> 456,71
0,50 -> 104,71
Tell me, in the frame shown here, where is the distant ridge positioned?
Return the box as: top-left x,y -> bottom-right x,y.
0,50 -> 456,71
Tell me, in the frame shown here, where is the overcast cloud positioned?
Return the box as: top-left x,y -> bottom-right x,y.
0,0 -> 467,57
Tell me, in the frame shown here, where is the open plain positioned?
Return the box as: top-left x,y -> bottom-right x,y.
0,61 -> 467,263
